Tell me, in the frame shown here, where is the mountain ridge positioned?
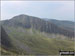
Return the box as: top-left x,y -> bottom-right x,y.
1,14 -> 74,38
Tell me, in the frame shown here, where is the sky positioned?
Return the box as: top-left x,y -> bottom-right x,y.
1,1 -> 74,21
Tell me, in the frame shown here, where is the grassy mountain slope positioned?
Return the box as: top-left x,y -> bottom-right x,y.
1,26 -> 25,55
1,25 -> 74,55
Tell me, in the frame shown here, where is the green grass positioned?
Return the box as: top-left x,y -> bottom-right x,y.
1,26 -> 75,55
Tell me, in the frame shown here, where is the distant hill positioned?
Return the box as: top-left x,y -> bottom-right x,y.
44,19 -> 74,32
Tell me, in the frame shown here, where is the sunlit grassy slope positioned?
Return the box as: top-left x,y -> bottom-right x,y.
1,26 -> 75,55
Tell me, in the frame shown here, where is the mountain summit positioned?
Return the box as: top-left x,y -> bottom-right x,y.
2,14 -> 74,38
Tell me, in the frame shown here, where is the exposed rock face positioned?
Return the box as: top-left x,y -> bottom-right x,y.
1,14 -> 74,38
